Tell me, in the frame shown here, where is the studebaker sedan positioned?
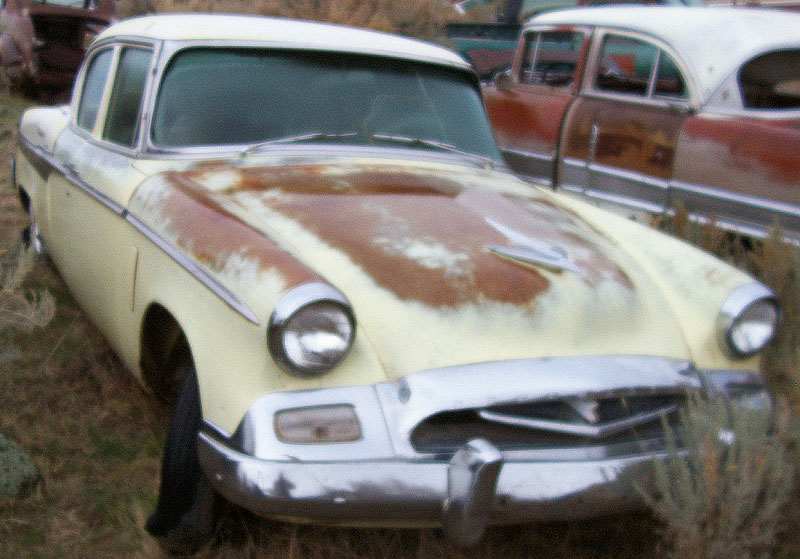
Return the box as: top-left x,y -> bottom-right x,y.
484,6 -> 800,243
12,13 -> 778,552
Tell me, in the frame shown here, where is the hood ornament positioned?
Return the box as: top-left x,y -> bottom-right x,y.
484,217 -> 581,274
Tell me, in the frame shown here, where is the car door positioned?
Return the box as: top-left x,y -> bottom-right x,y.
46,43 -> 153,345
484,27 -> 589,186
561,31 -> 692,212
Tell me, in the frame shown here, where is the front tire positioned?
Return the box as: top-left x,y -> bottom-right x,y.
146,365 -> 217,553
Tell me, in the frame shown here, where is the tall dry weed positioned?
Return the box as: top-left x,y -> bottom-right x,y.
0,247 -> 54,335
641,396 -> 798,559
118,0 -> 460,41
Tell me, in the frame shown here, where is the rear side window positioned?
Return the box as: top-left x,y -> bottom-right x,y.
739,50 -> 800,109
77,48 -> 113,131
594,34 -> 687,100
520,30 -> 584,88
104,47 -> 152,146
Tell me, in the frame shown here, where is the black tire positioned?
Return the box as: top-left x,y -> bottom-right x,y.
146,365 -> 217,554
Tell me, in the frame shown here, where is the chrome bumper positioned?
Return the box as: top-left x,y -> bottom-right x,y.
196,356 -> 769,547
199,431 -> 661,547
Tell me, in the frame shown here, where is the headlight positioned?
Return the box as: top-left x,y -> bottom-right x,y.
718,283 -> 779,358
268,282 -> 356,377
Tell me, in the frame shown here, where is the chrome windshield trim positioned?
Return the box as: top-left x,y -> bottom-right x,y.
125,212 -> 261,325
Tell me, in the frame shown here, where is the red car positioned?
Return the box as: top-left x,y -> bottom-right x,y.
0,0 -> 115,95
484,6 -> 800,242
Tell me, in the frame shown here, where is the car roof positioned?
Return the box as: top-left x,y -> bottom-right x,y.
97,13 -> 471,71
529,6 -> 800,103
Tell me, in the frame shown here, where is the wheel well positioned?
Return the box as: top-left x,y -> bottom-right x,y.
140,304 -> 192,404
18,186 -> 30,215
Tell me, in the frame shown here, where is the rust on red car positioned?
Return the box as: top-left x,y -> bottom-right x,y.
0,0 -> 115,95
674,116 -> 800,205
484,6 -> 800,242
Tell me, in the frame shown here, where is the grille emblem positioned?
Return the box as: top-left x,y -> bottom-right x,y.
567,398 -> 601,424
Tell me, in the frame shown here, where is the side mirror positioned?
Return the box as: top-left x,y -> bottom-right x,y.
494,70 -> 513,92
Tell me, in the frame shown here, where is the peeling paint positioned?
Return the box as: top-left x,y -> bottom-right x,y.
128,157 -> 694,378
133,159 -> 638,309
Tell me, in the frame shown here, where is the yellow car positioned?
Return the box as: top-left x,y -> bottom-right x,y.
12,13 -> 778,552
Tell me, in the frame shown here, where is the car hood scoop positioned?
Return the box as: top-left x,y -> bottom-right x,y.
130,158 -> 691,378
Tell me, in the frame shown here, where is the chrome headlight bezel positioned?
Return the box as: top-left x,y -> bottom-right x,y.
717,283 -> 779,359
268,282 -> 356,377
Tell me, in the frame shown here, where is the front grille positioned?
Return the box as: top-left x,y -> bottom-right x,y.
410,394 -> 683,455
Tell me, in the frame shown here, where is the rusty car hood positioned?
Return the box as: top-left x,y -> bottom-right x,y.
130,157 -> 691,379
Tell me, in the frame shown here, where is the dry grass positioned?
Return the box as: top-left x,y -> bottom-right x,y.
118,0 -> 460,42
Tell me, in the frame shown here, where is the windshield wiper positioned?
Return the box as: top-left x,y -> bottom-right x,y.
240,131 -> 359,157
370,134 -> 497,169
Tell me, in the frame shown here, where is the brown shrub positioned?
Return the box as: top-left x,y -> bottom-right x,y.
641,396 -> 798,559
117,0 -> 461,42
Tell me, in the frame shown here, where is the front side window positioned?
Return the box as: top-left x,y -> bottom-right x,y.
520,30 -> 584,88
151,48 -> 502,162
104,47 -> 152,147
594,34 -> 687,100
76,48 -> 113,132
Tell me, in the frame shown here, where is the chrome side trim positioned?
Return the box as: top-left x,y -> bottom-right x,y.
20,136 -> 125,216
671,179 -> 800,219
589,163 -> 668,191
582,188 -> 667,215
124,212 -> 261,325
21,136 -> 261,325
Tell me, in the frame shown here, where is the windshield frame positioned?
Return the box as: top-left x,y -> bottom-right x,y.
141,41 -> 503,165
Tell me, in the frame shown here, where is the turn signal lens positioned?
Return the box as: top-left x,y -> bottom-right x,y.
275,405 -> 361,443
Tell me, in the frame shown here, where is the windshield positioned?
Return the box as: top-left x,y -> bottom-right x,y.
151,48 -> 502,162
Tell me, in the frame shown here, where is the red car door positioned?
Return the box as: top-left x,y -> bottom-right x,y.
485,27 -> 590,186
561,32 -> 692,212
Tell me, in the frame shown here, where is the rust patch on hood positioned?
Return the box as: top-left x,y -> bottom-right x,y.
164,162 -> 634,307
142,171 -> 322,289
